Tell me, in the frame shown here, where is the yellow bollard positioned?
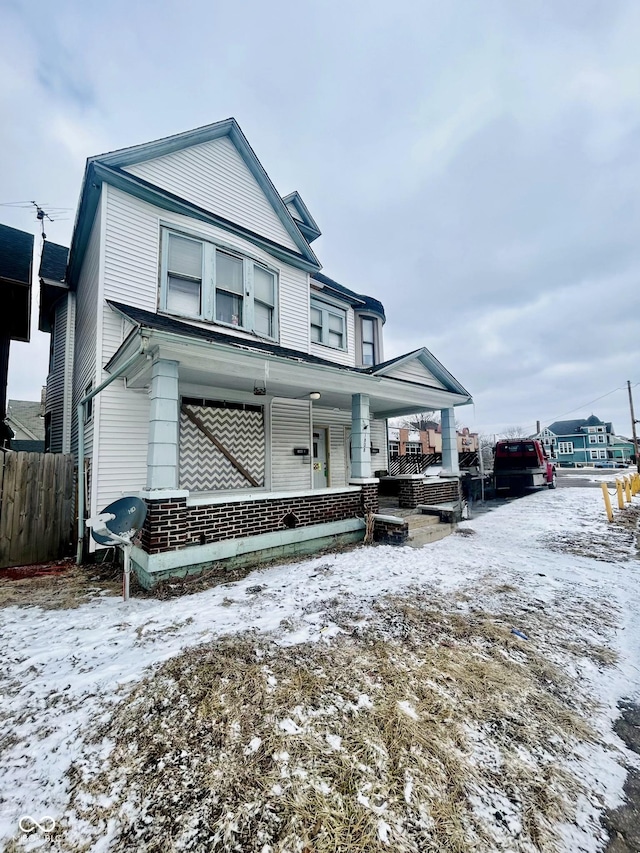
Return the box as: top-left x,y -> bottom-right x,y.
616,479 -> 625,510
601,482 -> 614,522
625,477 -> 632,504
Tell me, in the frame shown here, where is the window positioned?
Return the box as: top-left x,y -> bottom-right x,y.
389,442 -> 400,457
589,434 -> 597,444
405,442 -> 422,456
557,441 -> 573,454
160,230 -> 278,339
361,318 -> 375,366
84,383 -> 94,421
598,434 -> 606,443
590,449 -> 607,460
310,298 -> 346,350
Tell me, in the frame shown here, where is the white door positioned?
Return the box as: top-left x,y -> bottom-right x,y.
313,428 -> 328,488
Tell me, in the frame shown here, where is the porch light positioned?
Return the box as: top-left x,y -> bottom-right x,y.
309,392 -> 321,400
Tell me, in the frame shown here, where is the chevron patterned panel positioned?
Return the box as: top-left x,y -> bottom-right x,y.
180,404 -> 265,491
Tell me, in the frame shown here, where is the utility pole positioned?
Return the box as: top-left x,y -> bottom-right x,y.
628,380 -> 639,469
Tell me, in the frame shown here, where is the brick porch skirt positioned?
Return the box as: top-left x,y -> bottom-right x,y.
397,476 -> 461,509
140,486 -> 380,556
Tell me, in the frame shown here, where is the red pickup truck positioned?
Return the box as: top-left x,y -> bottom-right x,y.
494,439 -> 557,493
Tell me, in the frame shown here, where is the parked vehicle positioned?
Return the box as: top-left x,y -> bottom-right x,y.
494,439 -> 557,493
593,460 -> 629,469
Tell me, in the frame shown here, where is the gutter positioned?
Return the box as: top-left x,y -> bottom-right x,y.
76,333 -> 149,564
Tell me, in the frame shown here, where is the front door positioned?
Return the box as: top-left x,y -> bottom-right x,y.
313,428 -> 328,488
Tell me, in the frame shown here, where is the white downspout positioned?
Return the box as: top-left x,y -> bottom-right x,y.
76,335 -> 149,564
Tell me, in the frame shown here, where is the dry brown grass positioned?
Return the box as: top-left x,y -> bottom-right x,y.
56,593 -> 608,853
0,561 -> 122,609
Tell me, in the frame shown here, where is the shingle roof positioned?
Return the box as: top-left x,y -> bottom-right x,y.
0,224 -> 33,284
311,272 -> 385,320
39,241 -> 68,282
106,301 -> 369,374
547,416 -> 612,435
7,400 -> 45,441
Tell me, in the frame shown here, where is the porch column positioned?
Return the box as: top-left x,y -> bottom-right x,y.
351,393 -> 371,479
147,358 -> 180,490
441,407 -> 460,475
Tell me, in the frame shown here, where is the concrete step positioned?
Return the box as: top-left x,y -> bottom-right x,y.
407,514 -> 441,531
407,522 -> 456,548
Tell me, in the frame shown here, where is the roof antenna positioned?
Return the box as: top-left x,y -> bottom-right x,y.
31,201 -> 55,242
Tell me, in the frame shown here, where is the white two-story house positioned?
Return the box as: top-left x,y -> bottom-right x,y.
40,118 -> 472,588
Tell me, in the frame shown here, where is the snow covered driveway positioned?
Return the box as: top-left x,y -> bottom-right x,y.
1,487 -> 639,851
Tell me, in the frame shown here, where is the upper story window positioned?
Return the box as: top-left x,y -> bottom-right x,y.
161,229 -> 278,339
310,297 -> 346,351
361,318 -> 375,366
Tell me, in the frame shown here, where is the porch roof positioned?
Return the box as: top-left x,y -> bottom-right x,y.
106,302 -> 473,419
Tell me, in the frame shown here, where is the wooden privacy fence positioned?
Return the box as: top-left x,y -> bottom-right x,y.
0,451 -> 76,568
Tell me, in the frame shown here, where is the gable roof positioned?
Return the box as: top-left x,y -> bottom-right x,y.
546,416 -> 613,435
311,272 -> 386,320
68,119 -> 321,285
368,348 -> 471,398
282,191 -> 321,243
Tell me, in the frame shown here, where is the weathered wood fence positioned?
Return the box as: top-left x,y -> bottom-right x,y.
0,451 -> 76,568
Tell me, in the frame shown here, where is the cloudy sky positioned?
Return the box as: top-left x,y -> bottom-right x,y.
2,0 -> 639,437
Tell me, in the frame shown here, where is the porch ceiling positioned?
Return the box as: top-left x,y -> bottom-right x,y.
111,326 -> 472,419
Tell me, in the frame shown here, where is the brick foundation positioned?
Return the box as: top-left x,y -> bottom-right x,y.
140,486 -> 379,555
360,482 -> 380,515
373,516 -> 409,545
397,477 -> 461,509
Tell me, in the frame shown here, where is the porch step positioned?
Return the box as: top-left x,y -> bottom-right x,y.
407,522 -> 456,548
407,514 -> 441,531
406,512 -> 455,548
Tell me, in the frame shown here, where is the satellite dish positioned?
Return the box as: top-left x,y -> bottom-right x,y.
89,496 -> 147,545
86,497 -> 148,601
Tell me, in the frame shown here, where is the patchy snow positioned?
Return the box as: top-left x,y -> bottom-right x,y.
0,487 -> 639,850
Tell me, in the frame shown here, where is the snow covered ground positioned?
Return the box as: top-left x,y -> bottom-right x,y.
1,486 -> 639,851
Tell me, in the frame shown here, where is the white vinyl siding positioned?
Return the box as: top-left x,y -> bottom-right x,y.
383,360 -> 447,390
95,384 -> 150,512
270,399 -> 312,491
370,420 -> 388,473
72,204 -> 102,458
313,406 -> 387,485
102,187 -> 310,352
310,304 -> 356,367
124,136 -> 299,252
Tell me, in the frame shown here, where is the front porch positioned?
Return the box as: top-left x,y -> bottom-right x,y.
102,304 -> 472,587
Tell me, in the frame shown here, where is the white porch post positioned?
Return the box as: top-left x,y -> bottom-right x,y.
441,407 -> 460,475
351,393 -> 371,479
147,358 -> 180,490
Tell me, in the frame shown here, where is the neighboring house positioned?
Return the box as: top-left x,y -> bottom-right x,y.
536,415 -> 631,466
6,398 -> 45,452
388,425 -> 479,457
40,118 -> 472,587
0,223 -> 34,447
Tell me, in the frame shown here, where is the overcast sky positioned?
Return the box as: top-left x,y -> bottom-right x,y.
2,0 -> 639,437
